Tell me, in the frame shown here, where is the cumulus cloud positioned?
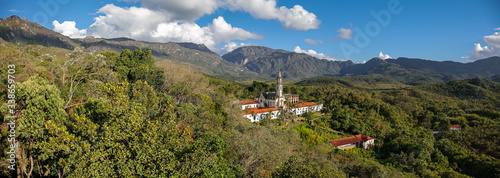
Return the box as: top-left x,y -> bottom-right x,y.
122,0 -> 219,21
152,17 -> 262,49
462,43 -> 500,62
494,27 -> 500,31
484,32 -> 500,48
220,42 -> 254,54
304,38 -> 324,45
336,27 -> 353,40
123,0 -> 320,30
53,1 -> 319,51
293,46 -> 337,61
87,4 -> 169,40
221,0 -> 320,30
378,51 -> 392,60
85,4 -> 261,50
463,30 -> 500,62
207,17 -> 263,45
52,20 -> 87,38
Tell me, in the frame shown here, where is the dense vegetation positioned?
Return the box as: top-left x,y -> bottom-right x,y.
1,44 -> 499,177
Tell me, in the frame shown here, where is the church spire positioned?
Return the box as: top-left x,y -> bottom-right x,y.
277,71 -> 283,97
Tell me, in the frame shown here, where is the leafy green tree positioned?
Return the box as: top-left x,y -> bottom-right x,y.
130,80 -> 159,116
0,76 -> 68,177
114,48 -> 164,90
303,111 -> 314,125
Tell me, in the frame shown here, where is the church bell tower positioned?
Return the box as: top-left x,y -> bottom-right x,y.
276,71 -> 284,108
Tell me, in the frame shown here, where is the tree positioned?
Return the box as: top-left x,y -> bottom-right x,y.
54,47 -> 114,108
114,48 -> 164,90
130,80 -> 159,116
0,76 -> 67,177
303,111 -> 314,125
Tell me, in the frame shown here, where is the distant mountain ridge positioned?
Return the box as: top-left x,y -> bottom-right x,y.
1,15 -> 499,84
223,45 -> 500,83
0,15 -> 79,49
222,46 -> 354,78
386,57 -> 500,77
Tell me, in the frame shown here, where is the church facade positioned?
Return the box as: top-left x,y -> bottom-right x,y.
255,71 -> 286,108
240,72 -> 323,122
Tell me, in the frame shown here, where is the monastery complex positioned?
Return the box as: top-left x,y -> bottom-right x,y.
238,72 -> 323,123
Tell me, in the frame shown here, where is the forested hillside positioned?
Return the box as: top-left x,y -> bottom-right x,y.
1,43 -> 499,177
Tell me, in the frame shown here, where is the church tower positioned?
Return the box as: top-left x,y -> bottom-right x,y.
277,71 -> 283,97
276,71 -> 284,108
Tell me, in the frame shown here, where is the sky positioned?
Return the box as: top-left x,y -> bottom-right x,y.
1,0 -> 499,63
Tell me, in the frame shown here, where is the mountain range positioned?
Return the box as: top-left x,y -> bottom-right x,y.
1,15 -> 499,84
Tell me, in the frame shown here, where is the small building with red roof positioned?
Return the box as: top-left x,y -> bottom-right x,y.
450,124 -> 462,130
243,107 -> 280,122
240,100 -> 261,110
329,135 -> 375,150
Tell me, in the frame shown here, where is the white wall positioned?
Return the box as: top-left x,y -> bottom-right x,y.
244,110 -> 280,122
241,103 -> 260,110
337,143 -> 356,149
362,139 -> 375,149
243,103 -> 323,122
290,104 -> 323,116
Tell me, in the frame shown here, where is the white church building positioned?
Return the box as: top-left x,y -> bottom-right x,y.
240,72 -> 323,122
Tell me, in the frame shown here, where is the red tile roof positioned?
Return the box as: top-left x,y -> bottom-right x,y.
244,107 -> 278,115
329,135 -> 374,147
295,102 -> 318,108
450,124 -> 462,128
241,100 -> 259,105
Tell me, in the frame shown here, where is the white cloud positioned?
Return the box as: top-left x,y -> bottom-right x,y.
304,38 -> 324,45
220,42 -> 253,54
494,27 -> 500,31
150,22 -> 213,45
54,1 -> 319,51
122,0 -> 219,21
8,9 -> 20,13
52,20 -> 87,38
484,32 -> 500,48
356,61 -> 366,64
378,51 -> 392,60
463,30 -> 500,62
463,43 -> 500,62
207,16 -> 263,45
337,27 -> 353,40
87,4 -> 169,40
293,46 -> 337,61
123,0 -> 320,31
151,16 -> 262,49
221,0 -> 320,30
86,4 -> 261,50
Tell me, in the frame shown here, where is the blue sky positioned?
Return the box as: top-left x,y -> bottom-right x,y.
1,0 -> 499,63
